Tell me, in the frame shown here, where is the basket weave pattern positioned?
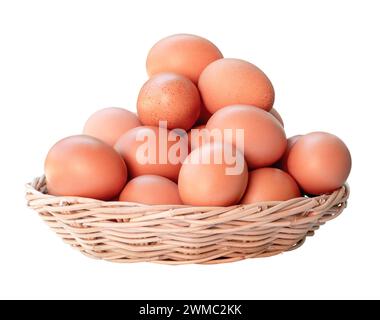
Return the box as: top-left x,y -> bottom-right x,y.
26,176 -> 349,264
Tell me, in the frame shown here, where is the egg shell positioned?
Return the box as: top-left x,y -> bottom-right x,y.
83,107 -> 141,146
206,105 -> 287,169
114,126 -> 188,181
137,73 -> 201,131
240,168 -> 301,203
119,175 -> 182,205
269,108 -> 284,127
178,142 -> 248,206
287,132 -> 352,195
198,58 -> 275,113
45,135 -> 128,200
146,34 -> 223,83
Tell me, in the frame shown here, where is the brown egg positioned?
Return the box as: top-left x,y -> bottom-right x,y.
240,168 -> 301,203
206,105 -> 287,169
198,58 -> 275,113
277,135 -> 302,172
287,132 -> 352,195
83,107 -> 141,146
188,124 -> 208,151
146,34 -> 223,83
114,126 -> 188,181
137,73 -> 201,131
119,175 -> 183,205
45,135 -> 127,200
269,108 -> 284,127
178,143 -> 248,206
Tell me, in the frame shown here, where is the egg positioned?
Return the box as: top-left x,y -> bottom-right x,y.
137,73 -> 201,130
83,107 -> 141,146
198,58 -> 275,114
206,105 -> 287,168
114,126 -> 188,181
45,135 -> 128,200
119,175 -> 182,205
178,143 -> 248,206
240,168 -> 301,203
277,135 -> 302,171
287,132 -> 352,195
146,34 -> 223,83
269,108 -> 284,127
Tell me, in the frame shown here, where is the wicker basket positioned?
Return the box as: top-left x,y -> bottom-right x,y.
25,176 -> 349,265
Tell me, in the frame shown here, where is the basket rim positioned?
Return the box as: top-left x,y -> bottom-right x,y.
26,175 -> 350,210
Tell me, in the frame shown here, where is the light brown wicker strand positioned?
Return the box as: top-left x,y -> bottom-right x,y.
25,176 -> 349,265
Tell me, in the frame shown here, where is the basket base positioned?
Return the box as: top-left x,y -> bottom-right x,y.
65,233 -> 308,265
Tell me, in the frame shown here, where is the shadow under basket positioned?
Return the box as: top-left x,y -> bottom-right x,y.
25,176 -> 349,265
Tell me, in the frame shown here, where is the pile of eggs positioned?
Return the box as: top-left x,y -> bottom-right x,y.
44,34 -> 352,206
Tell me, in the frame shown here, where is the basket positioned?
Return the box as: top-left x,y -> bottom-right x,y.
25,176 -> 349,265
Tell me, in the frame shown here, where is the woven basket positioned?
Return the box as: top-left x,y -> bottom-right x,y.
25,176 -> 349,265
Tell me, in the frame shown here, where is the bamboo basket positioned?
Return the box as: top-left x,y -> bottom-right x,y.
25,176 -> 349,265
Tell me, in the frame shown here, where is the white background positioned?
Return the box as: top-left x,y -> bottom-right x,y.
0,0 -> 379,300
